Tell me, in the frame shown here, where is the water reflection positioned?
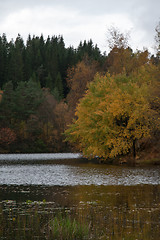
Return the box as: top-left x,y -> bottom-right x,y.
0,184 -> 160,239
0,154 -> 160,239
0,163 -> 160,185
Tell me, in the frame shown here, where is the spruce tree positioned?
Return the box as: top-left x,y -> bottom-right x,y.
52,72 -> 64,101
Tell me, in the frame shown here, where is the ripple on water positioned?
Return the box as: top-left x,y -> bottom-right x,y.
0,162 -> 160,186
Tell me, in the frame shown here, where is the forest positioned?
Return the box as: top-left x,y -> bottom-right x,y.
0,25 -> 160,163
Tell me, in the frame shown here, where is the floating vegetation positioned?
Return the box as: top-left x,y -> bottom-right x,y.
0,200 -> 91,240
0,184 -> 160,239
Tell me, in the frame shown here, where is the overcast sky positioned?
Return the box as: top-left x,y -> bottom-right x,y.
0,0 -> 159,54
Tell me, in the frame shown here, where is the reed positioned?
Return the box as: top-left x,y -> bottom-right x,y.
46,213 -> 90,240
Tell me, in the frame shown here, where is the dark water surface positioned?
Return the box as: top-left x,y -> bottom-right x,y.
0,153 -> 160,239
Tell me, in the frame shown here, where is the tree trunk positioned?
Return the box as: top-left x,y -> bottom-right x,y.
132,139 -> 136,165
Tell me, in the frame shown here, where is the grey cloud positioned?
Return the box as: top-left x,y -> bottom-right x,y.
0,0 -> 159,53
1,0 -> 159,21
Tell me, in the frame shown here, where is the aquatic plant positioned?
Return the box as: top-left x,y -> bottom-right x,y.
45,213 -> 90,240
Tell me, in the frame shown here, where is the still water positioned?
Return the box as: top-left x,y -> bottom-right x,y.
0,153 -> 160,239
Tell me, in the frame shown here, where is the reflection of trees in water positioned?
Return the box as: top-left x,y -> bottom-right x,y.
0,185 -> 160,239
74,185 -> 160,239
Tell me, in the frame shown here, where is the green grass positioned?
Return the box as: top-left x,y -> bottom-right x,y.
46,213 -> 90,240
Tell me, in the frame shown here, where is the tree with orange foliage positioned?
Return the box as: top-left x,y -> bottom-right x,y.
0,127 -> 16,149
65,67 -> 160,163
105,27 -> 150,75
66,58 -> 98,110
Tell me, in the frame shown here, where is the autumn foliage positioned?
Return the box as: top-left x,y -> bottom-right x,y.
65,65 -> 160,161
0,25 -> 160,157
0,128 -> 16,146
66,58 -> 98,110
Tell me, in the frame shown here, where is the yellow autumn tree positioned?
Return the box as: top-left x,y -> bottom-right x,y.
65,66 -> 160,163
105,26 -> 150,76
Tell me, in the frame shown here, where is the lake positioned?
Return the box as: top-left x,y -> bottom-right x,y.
0,153 -> 160,239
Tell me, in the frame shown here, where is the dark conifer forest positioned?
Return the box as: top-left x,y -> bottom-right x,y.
0,34 -> 103,96
0,33 -> 104,153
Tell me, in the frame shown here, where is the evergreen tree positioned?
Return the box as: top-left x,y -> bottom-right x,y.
52,72 -> 64,101
0,34 -> 8,88
14,34 -> 25,82
0,81 -> 14,126
0,33 -> 102,97
13,80 -> 43,120
77,39 -> 102,63
0,80 -> 43,124
23,34 -> 33,81
46,73 -> 53,90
